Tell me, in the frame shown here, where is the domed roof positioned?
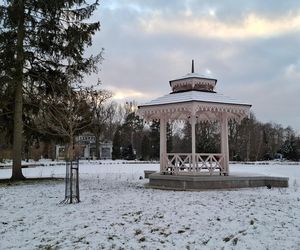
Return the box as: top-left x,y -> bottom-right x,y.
169,60 -> 217,93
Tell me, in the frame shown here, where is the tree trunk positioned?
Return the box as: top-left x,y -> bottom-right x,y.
68,135 -> 74,161
95,133 -> 100,160
50,141 -> 56,161
11,0 -> 25,180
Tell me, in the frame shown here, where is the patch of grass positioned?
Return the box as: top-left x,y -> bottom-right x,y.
202,238 -> 210,245
139,236 -> 146,242
150,228 -> 159,233
107,235 -> 117,240
37,244 -> 58,250
232,237 -> 238,246
73,236 -> 85,243
134,229 -> 142,236
159,230 -> 171,237
223,235 -> 234,242
153,213 -> 164,219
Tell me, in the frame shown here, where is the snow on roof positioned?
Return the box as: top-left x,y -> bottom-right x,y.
170,72 -> 217,83
139,90 -> 251,107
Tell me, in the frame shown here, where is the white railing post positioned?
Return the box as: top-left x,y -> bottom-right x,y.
160,116 -> 167,173
221,114 -> 229,175
191,116 -> 196,171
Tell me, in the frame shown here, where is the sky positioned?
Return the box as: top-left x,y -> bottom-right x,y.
87,0 -> 300,133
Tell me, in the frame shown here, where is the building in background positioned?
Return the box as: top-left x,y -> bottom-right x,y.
55,133 -> 112,160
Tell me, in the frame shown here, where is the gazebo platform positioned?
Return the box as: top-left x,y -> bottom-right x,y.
146,172 -> 289,190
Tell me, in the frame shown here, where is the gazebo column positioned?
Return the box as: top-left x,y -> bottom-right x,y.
220,114 -> 229,175
160,116 -> 167,173
191,116 -> 196,169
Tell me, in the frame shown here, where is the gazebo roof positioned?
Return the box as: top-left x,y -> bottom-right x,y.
170,72 -> 217,83
140,90 -> 251,107
137,62 -> 251,122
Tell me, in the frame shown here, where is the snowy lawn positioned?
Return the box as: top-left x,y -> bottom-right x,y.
1,161 -> 300,249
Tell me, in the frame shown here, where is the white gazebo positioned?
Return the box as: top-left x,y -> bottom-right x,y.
138,61 -> 252,176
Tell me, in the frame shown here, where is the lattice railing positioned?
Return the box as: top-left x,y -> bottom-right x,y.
164,153 -> 225,175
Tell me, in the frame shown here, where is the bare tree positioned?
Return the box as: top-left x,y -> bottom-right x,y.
88,88 -> 112,159
37,86 -> 92,160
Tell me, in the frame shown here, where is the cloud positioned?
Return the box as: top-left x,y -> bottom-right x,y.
88,1 -> 300,132
106,85 -> 157,103
139,12 -> 300,40
284,62 -> 300,80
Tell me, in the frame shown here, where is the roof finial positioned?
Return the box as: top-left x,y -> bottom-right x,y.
191,59 -> 194,73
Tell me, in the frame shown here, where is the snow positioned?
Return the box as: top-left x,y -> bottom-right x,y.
170,72 -> 216,81
1,161 -> 300,249
139,90 -> 251,107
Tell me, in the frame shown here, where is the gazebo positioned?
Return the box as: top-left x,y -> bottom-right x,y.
138,61 -> 251,176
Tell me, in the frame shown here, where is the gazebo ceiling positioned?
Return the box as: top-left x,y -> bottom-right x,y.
137,62 -> 251,122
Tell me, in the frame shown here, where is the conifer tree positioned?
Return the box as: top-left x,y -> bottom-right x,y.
150,120 -> 160,160
112,127 -> 122,160
141,135 -> 150,161
0,0 -> 102,179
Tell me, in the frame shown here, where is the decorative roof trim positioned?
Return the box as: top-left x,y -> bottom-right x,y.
137,101 -> 251,122
169,76 -> 217,86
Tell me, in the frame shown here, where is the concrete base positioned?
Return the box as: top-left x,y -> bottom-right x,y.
144,170 -> 157,179
148,173 -> 289,190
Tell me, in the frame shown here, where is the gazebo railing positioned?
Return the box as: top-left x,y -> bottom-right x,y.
164,153 -> 225,175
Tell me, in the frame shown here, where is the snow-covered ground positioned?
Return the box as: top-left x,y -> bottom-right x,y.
1,161 -> 300,249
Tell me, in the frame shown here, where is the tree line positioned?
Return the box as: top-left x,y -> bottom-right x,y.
111,111 -> 300,162
1,87 -> 300,169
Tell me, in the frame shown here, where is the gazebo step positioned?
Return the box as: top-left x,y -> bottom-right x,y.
144,170 -> 157,179
148,173 -> 288,190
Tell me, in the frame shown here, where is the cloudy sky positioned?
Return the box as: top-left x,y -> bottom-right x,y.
87,0 -> 300,133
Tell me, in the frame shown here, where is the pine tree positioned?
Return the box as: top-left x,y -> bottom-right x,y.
0,0 -> 102,179
122,143 -> 135,160
150,120 -> 160,160
141,135 -> 150,160
121,112 -> 143,158
112,128 -> 121,160
167,122 -> 173,153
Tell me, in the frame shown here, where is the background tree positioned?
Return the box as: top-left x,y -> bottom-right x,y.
88,88 -> 112,159
196,121 -> 220,153
120,112 -> 144,159
141,134 -> 151,160
149,120 -> 160,160
280,127 -> 300,161
36,86 -> 93,160
0,0 -> 101,179
101,102 -> 119,141
112,127 -> 121,160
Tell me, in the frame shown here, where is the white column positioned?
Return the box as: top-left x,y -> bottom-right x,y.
160,116 -> 167,173
221,114 -> 229,175
191,116 -> 196,169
